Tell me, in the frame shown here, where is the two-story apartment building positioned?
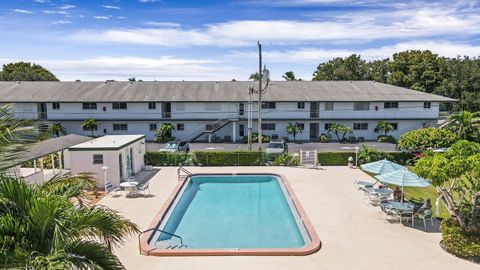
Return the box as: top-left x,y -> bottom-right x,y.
0,80 -> 454,142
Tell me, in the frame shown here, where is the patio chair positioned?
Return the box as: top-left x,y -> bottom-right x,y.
379,203 -> 399,223
413,209 -> 434,229
137,181 -> 151,195
105,181 -> 120,195
354,180 -> 374,190
399,210 -> 414,224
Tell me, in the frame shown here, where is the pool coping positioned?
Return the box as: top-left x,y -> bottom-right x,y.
138,172 -> 321,256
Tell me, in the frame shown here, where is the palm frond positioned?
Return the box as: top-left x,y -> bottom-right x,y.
63,240 -> 126,270
40,173 -> 96,202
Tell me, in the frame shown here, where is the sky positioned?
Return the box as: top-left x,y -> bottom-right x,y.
1,0 -> 480,81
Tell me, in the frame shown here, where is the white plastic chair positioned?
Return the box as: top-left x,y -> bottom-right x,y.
413,209 -> 434,229
105,182 -> 120,195
137,182 -> 151,195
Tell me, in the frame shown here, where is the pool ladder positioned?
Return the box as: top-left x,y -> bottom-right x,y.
177,166 -> 193,182
139,228 -> 190,252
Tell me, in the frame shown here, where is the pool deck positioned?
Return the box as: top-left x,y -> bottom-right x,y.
100,166 -> 479,270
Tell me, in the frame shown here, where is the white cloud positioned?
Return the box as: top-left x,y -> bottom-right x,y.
52,20 -> 72,25
117,16 -> 127,19
231,41 -> 480,64
33,0 -> 48,3
138,0 -> 162,2
59,4 -> 76,10
94,16 -> 111,20
13,9 -> 33,14
69,5 -> 480,47
0,56 -> 237,81
43,10 -> 69,15
143,21 -> 180,27
102,5 -> 121,10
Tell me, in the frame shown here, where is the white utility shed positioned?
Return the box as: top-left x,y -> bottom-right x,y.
69,135 -> 145,188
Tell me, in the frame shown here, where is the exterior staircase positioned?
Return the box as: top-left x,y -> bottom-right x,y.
190,119 -> 233,142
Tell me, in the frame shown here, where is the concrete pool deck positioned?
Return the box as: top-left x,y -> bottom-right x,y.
100,166 -> 479,270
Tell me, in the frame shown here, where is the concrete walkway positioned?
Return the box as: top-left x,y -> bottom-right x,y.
100,166 -> 478,270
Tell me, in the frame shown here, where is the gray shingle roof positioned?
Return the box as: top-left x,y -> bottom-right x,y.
0,81 -> 455,102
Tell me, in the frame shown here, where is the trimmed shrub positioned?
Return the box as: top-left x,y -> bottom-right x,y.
441,219 -> 480,261
319,135 -> 328,143
145,151 -> 190,166
192,151 -> 267,166
318,151 -> 415,166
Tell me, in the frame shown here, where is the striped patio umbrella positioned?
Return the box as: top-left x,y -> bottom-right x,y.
360,159 -> 405,174
375,170 -> 431,202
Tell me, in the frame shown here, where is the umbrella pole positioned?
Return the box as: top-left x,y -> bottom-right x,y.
401,186 -> 404,203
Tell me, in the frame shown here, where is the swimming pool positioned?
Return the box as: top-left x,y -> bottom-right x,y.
139,173 -> 320,256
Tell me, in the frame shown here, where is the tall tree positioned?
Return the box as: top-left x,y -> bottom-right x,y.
82,118 -> 98,137
365,59 -> 390,83
46,123 -> 67,138
374,120 -> 394,136
249,72 -> 259,81
313,54 -> 367,81
327,123 -> 352,142
387,50 -> 444,93
0,62 -> 58,81
286,123 -> 303,142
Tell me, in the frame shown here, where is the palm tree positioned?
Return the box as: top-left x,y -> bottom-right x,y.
286,123 -> 303,142
282,71 -> 296,81
374,120 -> 394,136
249,72 -> 259,81
327,123 -> 352,142
0,176 -> 139,269
82,118 -> 98,137
446,111 -> 480,141
47,123 -> 67,137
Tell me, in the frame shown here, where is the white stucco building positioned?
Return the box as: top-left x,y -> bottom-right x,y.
0,81 -> 455,142
68,135 -> 145,188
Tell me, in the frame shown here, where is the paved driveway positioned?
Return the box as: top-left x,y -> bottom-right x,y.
147,142 -> 397,152
100,167 -> 476,270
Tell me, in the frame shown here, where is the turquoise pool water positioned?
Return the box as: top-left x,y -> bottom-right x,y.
155,175 -> 305,249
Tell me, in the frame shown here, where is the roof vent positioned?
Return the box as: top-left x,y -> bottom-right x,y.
105,80 -> 115,83
75,79 -> 81,82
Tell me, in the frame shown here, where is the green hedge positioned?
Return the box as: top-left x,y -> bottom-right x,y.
317,151 -> 415,166
145,151 -> 190,166
192,151 -> 266,166
441,219 -> 480,261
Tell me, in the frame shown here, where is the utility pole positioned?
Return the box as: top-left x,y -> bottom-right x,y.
257,41 -> 263,150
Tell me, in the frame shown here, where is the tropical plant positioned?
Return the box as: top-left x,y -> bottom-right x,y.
319,135 -> 328,143
414,140 -> 480,230
154,123 -> 175,143
396,127 -> 457,153
445,111 -> 480,142
46,123 -> 67,138
272,153 -> 300,166
327,123 -> 352,142
286,123 -> 303,142
375,120 -> 394,136
82,118 -> 98,137
249,72 -> 259,81
0,176 -> 138,269
0,105 -> 37,169
358,145 -> 381,164
282,71 -> 300,81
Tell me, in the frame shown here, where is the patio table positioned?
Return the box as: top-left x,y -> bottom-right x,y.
373,188 -> 393,197
120,181 -> 139,197
388,201 -> 414,212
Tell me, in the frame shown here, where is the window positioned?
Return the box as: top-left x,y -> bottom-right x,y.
52,103 -> 60,110
239,103 -> 244,116
324,102 -> 334,111
113,124 -> 128,131
353,123 -> 368,130
297,102 -> 305,109
261,123 -> 276,130
384,102 -> 399,109
324,123 -> 333,130
177,123 -> 184,131
261,102 -> 276,109
93,154 -> 103,165
149,123 -> 157,131
82,103 -> 97,110
239,124 -> 245,137
83,124 -> 97,131
148,102 -> 156,110
388,123 -> 398,130
112,102 -> 127,110
205,103 -> 221,111
296,123 -> 305,130
176,103 -> 185,111
424,102 -> 431,109
354,102 -> 370,111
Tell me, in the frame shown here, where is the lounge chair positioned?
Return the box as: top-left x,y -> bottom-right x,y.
413,209 -> 434,229
105,181 -> 121,195
137,181 -> 151,195
379,203 -> 399,222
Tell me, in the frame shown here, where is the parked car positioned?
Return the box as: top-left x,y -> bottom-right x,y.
159,140 -> 190,153
265,140 -> 288,160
